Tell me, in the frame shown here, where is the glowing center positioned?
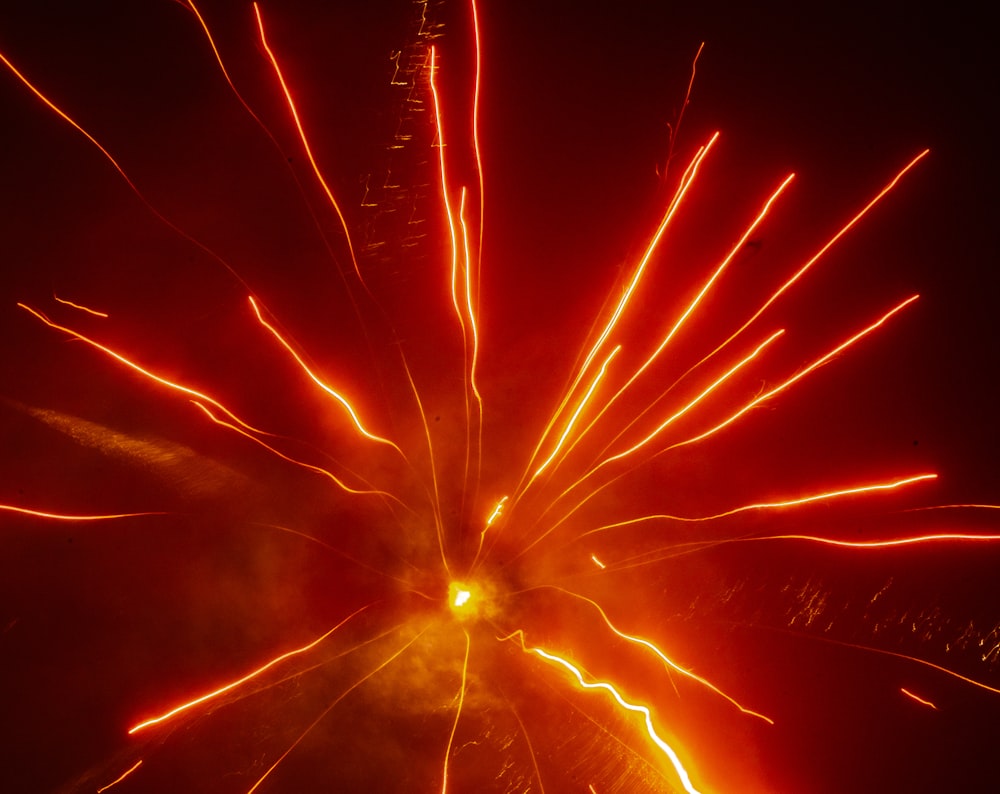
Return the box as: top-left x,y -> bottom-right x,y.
448,580 -> 480,620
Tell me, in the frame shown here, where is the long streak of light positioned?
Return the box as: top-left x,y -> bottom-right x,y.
53,294 -> 107,317
19,303 -> 269,436
520,134 -> 720,486
582,474 -> 939,534
668,294 -> 919,451
900,688 -> 938,709
190,401 -> 392,499
683,150 -> 929,375
248,296 -> 403,454
128,603 -> 377,734
247,627 -> 428,794
95,760 -> 143,793
505,633 -> 701,794
253,2 -> 362,282
531,346 -> 622,482
588,174 -> 795,441
543,586 -> 772,723
748,531 -> 1000,550
0,504 -> 162,521
440,630 -> 472,794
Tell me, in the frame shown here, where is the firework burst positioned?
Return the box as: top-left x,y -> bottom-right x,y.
2,2 -> 998,793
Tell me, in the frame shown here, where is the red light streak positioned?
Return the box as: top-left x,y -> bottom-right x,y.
0,504 -> 162,521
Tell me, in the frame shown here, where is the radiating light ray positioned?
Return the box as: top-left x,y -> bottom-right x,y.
657,42 -> 703,182
469,0 -> 485,281
247,626 -> 429,794
0,504 -> 163,521
95,760 -> 142,793
504,632 -> 701,794
19,302 -> 271,436
581,173 -> 795,450
515,330 -> 783,560
530,345 -> 622,483
579,473 -> 938,534
900,688 -> 938,709
679,150 -> 930,380
520,134 -> 720,486
128,603 -> 378,735
52,294 -> 107,317
252,2 -> 362,283
190,401 -> 395,500
666,294 -> 920,452
440,629 -> 471,794
248,296 -> 403,454
745,531 -> 1000,550
541,586 -> 773,724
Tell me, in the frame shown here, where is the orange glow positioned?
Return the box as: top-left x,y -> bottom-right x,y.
253,3 -> 362,282
507,632 -> 702,794
900,688 -> 938,709
248,296 -> 402,454
95,760 -> 142,793
129,604 -> 375,734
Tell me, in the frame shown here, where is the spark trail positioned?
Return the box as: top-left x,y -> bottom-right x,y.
1,2 -> 997,793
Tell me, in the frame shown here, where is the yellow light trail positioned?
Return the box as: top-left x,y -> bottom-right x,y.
53,294 -> 108,317
129,603 -> 376,734
506,633 -> 701,794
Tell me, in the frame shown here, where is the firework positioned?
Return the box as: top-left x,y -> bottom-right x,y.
1,2 -> 998,793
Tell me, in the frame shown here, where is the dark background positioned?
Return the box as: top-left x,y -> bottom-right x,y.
1,1 -> 997,792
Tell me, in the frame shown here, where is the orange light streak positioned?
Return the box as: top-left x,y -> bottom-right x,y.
469,0 -> 486,274
129,603 -> 375,734
440,629 -> 471,794
590,554 -> 606,569
247,296 -> 402,454
19,302 -> 269,436
508,634 -> 701,794
694,150 -> 929,366
668,294 -> 919,452
593,173 -> 795,427
532,345 -> 622,482
550,587 -> 772,724
598,329 -> 785,471
458,188 -> 483,407
0,49 -> 136,191
749,531 -> 1000,550
52,294 -> 108,317
247,626 -> 429,794
586,473 -> 938,530
190,401 -> 391,499
0,504 -> 162,521
518,134 -> 720,491
253,2 -> 362,282
900,688 -> 938,709
95,760 -> 143,793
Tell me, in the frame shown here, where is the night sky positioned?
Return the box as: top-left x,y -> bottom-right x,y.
1,2 -> 998,793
